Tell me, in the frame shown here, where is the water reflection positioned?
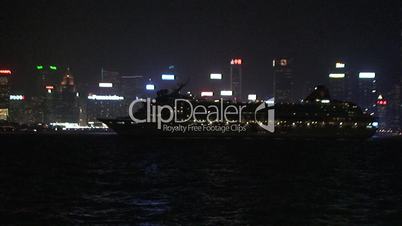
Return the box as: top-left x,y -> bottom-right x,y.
0,136 -> 401,225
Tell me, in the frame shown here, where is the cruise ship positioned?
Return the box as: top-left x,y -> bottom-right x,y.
100,85 -> 377,139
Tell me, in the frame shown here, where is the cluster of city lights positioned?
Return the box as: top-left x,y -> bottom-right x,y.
377,95 -> 387,105
0,69 -> 12,75
329,73 -> 345,78
201,91 -> 213,97
9,95 -> 25,100
377,100 -> 388,105
210,73 -> 222,80
335,62 -> 345,68
248,94 -> 257,101
146,84 -> 155,90
230,58 -> 242,65
199,91 -> 258,100
161,74 -> 175,80
220,90 -> 233,96
99,83 -> 113,88
88,94 -> 124,101
36,65 -> 57,70
359,72 -> 376,79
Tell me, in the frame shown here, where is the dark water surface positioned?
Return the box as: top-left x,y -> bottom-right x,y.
0,135 -> 401,225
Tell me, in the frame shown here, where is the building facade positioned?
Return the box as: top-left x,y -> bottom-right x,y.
357,72 -> 377,114
273,58 -> 294,103
0,70 -> 12,120
230,58 -> 242,102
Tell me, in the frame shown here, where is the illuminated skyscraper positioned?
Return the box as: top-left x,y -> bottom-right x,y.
273,58 -> 293,103
86,69 -> 126,123
9,94 -> 27,123
33,65 -> 62,123
328,64 -> 346,100
230,58 -> 242,102
57,69 -> 80,123
86,94 -> 125,123
160,65 -> 176,90
328,61 -> 355,101
209,73 -> 224,96
43,68 -> 80,123
0,69 -> 12,120
358,72 -> 377,114
35,65 -> 62,95
376,94 -> 388,130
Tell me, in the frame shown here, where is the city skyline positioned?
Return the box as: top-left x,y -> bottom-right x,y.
0,1 -> 400,97
0,0 -> 401,133
0,59 -> 389,99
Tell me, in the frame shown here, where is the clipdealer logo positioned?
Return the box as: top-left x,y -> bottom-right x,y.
128,98 -> 275,133
255,98 -> 275,133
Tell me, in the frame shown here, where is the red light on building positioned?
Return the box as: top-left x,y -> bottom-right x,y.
45,85 -> 54,90
0,69 -> 12,75
377,100 -> 388,106
230,58 -> 242,65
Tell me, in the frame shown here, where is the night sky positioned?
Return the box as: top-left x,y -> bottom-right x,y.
0,0 -> 400,97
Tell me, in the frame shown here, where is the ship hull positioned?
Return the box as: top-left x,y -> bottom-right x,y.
100,119 -> 376,139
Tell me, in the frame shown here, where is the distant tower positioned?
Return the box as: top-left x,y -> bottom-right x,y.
328,61 -> 350,101
120,75 -> 145,100
376,94 -> 388,130
230,58 -> 242,102
35,65 -> 62,95
33,65 -> 62,123
61,68 -> 76,89
101,68 -> 120,90
0,69 -> 12,120
56,68 -> 80,123
358,72 -> 377,114
120,74 -> 145,110
273,58 -> 293,103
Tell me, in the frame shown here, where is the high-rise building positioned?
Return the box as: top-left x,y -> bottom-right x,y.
358,72 -> 377,114
120,75 -> 145,110
230,58 -> 242,102
301,80 -> 314,100
35,65 -> 62,95
86,94 -> 125,123
43,84 -> 57,123
376,94 -> 388,130
9,95 -> 27,124
273,58 -> 293,103
160,65 -> 177,90
87,69 -> 126,123
101,68 -> 120,88
33,65 -> 63,123
29,96 -> 46,123
328,62 -> 348,101
120,75 -> 145,100
209,73 -> 224,97
38,67 -> 81,124
0,69 -> 11,120
56,69 -> 80,123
